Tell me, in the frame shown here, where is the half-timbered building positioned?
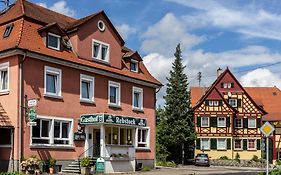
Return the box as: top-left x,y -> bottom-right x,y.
191,68 -> 266,160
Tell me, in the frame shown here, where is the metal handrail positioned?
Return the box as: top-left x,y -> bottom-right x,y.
77,144 -> 100,171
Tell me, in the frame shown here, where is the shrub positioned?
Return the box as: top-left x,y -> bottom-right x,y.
141,165 -> 151,171
80,157 -> 91,167
251,155 -> 259,162
234,153 -> 240,163
156,160 -> 177,167
48,158 -> 56,168
276,160 -> 281,165
219,156 -> 229,160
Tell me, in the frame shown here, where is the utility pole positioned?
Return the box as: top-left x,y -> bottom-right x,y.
197,72 -> 202,87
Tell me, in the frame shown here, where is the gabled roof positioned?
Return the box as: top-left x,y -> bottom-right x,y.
191,68 -> 267,115
65,11 -> 125,46
0,0 -> 76,28
0,0 -> 162,87
193,86 -> 238,113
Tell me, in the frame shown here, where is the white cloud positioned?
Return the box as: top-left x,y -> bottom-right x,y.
240,68 -> 281,88
141,13 -> 205,55
115,24 -> 137,40
37,1 -> 75,17
165,0 -> 281,41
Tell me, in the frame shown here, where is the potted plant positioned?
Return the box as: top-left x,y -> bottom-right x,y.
80,157 -> 91,175
48,158 -> 56,174
21,155 -> 41,174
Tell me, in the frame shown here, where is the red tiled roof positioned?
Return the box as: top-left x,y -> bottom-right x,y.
0,0 -> 161,86
191,86 -> 281,121
0,103 -> 13,128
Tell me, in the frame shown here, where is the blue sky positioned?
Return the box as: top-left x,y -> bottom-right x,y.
3,0 -> 281,105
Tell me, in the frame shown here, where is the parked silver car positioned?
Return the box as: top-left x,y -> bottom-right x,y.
194,153 -> 210,167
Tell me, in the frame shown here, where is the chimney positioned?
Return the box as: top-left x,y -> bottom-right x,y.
217,67 -> 222,78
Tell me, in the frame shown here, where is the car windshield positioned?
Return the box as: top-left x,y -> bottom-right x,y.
197,154 -> 208,158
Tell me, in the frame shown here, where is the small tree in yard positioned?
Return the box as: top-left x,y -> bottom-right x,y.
163,44 -> 196,164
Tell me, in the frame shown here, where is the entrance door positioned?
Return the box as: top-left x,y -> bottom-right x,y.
93,129 -> 100,158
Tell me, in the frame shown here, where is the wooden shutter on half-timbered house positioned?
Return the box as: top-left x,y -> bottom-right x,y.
210,117 -> 217,127
205,100 -> 209,106
237,99 -> 242,107
227,138 -> 231,149
257,118 -> 261,128
243,118 -> 248,128
197,117 -> 201,127
196,138 -> 200,150
243,139 -> 247,150
257,139 -> 261,150
211,138 -> 217,149
226,117 -> 230,127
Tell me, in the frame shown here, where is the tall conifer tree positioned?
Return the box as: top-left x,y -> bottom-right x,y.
163,44 -> 196,164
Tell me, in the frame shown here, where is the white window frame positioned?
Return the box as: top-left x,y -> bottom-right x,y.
217,117 -> 226,127
44,66 -> 62,98
247,139 -> 257,150
248,118 -> 257,128
227,83 -> 232,88
92,39 -> 110,62
213,101 -> 219,106
201,138 -> 210,150
132,86 -> 143,111
136,127 -> 150,150
0,62 -> 9,93
80,74 -> 95,103
108,81 -> 121,107
201,117 -> 209,127
209,101 -> 214,106
30,115 -> 73,147
229,99 -> 237,107
130,59 -> 139,73
234,139 -> 243,150
235,118 -> 243,128
47,33 -> 61,50
217,138 -> 227,150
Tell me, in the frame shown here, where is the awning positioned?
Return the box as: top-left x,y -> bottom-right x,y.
80,113 -> 146,127
0,103 -> 13,128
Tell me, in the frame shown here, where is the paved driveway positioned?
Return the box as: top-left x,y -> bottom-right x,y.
120,165 -> 264,175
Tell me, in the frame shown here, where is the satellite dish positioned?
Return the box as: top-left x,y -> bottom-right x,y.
62,38 -> 72,50
228,91 -> 232,97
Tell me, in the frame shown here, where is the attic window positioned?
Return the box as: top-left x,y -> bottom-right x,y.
92,39 -> 109,62
47,33 -> 61,50
97,20 -> 105,32
130,59 -> 138,72
3,23 -> 13,38
273,92 -> 277,96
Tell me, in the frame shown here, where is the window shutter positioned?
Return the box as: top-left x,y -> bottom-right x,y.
226,117 -> 230,127
243,118 -> 248,128
219,100 -> 223,106
205,100 -> 209,106
196,138 -> 200,150
221,83 -> 224,88
237,99 -> 242,107
257,118 -> 261,128
197,117 -> 201,127
211,117 -> 217,127
257,139 -> 261,150
211,138 -> 217,149
231,83 -> 234,88
243,139 -> 247,150
227,138 -> 231,149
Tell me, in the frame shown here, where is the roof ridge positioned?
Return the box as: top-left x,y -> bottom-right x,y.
19,0 -> 25,15
15,18 -> 25,47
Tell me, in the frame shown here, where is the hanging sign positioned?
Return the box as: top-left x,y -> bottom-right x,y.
27,99 -> 38,107
26,108 -> 37,122
80,113 -> 146,127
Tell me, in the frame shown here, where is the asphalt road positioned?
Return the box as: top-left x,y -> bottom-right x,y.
121,165 -> 264,175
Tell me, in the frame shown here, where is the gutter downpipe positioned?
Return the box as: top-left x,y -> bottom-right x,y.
154,86 -> 162,169
18,51 -> 27,171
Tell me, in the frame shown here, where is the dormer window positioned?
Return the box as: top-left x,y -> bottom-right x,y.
3,23 -> 13,38
92,39 -> 109,62
47,33 -> 61,50
130,59 -> 138,72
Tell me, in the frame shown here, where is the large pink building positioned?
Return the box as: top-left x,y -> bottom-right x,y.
0,0 -> 161,173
